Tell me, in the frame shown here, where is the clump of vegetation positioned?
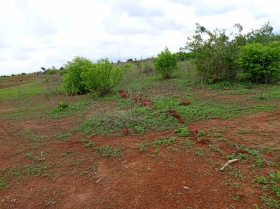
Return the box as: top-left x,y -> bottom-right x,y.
98,145 -> 123,158
153,47 -> 178,79
81,58 -> 129,96
63,56 -> 91,95
175,51 -> 194,61
237,41 -> 280,83
185,22 -> 280,84
174,127 -> 192,137
57,101 -> 68,111
63,57 -> 129,96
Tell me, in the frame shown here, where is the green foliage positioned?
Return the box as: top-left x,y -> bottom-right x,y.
98,145 -> 123,158
81,58 -> 128,96
186,22 -> 278,83
237,41 -> 280,83
63,57 -> 128,96
153,47 -> 178,79
151,136 -> 177,146
63,56 -> 92,95
0,179 -> 5,188
175,51 -> 194,61
57,101 -> 68,110
186,23 -> 242,83
47,69 -> 57,75
56,133 -> 72,141
127,58 -> 133,62
174,127 -> 192,137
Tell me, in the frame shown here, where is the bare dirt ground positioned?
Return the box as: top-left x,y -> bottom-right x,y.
1,92 -> 280,209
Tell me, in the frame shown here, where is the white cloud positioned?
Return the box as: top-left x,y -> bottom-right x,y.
0,0 -> 279,75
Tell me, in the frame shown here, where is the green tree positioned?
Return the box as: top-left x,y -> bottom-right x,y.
153,47 -> 178,79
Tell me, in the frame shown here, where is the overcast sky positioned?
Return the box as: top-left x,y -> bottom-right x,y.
0,0 -> 279,76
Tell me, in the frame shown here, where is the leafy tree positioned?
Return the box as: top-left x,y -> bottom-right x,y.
153,47 -> 178,79
237,41 -> 280,83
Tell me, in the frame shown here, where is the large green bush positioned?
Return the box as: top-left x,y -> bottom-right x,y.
185,22 -> 278,83
63,56 -> 93,95
237,41 -> 280,83
63,57 -> 128,96
153,47 -> 178,79
81,58 -> 129,96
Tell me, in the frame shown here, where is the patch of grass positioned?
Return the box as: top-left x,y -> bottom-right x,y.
81,139 -> 95,147
184,139 -> 195,147
174,127 -> 191,137
151,136 -> 177,146
56,133 -> 72,141
139,143 -> 148,152
0,179 -> 6,188
98,145 -> 123,158
0,81 -> 47,100
261,194 -> 280,208
194,148 -> 204,157
49,99 -> 91,118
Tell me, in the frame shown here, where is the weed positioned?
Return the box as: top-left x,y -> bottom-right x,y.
184,139 -> 195,147
56,133 -> 72,141
0,179 -> 5,188
255,156 -> 265,167
57,101 -> 68,110
151,136 -> 177,146
261,194 -> 280,208
194,148 -> 204,157
139,143 -> 148,152
98,145 -> 123,158
196,131 -> 205,137
81,139 -> 95,147
174,127 -> 191,137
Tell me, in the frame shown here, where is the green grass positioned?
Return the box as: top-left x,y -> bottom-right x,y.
0,81 -> 47,100
48,99 -> 92,118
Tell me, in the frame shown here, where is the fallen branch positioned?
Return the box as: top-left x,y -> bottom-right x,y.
219,159 -> 238,171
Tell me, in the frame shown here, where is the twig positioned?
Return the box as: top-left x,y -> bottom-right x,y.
219,159 -> 238,171
229,204 -> 235,209
203,171 -> 213,176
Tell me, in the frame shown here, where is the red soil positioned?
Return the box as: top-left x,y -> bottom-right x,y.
1,97 -> 280,208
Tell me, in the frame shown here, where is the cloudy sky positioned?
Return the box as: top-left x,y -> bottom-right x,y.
0,0 -> 279,76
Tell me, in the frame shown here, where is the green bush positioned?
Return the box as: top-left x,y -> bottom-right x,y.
63,56 -> 93,95
237,41 -> 280,83
153,47 -> 178,79
185,22 -> 278,83
47,69 -> 57,75
81,58 -> 129,96
175,51 -> 194,61
127,58 -> 133,62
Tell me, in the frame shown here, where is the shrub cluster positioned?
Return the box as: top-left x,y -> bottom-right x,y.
153,47 -> 178,79
185,22 -> 280,84
63,57 -> 129,96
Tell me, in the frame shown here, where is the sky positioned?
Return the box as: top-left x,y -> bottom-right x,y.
0,0 -> 279,76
